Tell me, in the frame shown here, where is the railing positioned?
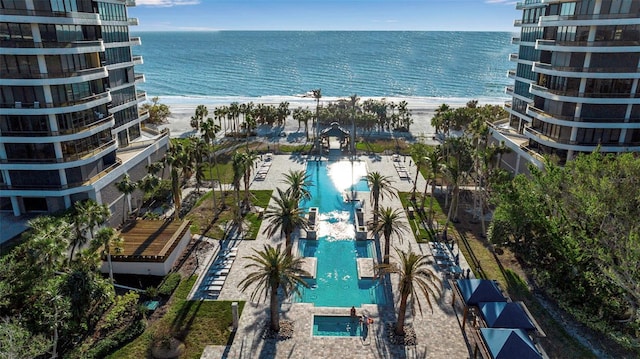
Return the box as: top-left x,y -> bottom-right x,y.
79,158 -> 122,186
537,39 -> 640,48
531,84 -> 640,99
128,17 -> 139,26
540,13 -> 640,22
509,53 -> 519,61
0,115 -> 113,137
533,62 -> 640,74
2,39 -> 103,49
524,126 -> 574,145
0,66 -> 106,80
0,92 -> 109,109
0,8 -> 99,19
134,74 -> 145,82
527,105 -> 639,124
63,139 -> 116,162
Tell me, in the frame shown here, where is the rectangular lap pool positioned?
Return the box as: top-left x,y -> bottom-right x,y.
313,315 -> 364,337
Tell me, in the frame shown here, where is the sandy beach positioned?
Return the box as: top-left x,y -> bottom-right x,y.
153,95 -> 507,140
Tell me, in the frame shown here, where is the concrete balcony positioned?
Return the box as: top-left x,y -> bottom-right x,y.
529,83 -> 640,104
535,39 -> 640,53
538,13 -> 640,27
128,17 -> 139,26
0,66 -> 108,86
532,61 -> 640,79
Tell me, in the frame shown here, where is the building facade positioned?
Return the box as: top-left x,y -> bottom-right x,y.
492,0 -> 640,174
1,0 -> 168,225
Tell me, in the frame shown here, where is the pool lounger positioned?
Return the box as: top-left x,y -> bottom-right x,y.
208,280 -> 225,286
212,264 -> 232,270
207,285 -> 223,292
210,269 -> 230,275
210,275 -> 227,281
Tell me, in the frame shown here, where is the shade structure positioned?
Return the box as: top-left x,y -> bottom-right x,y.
456,279 -> 506,306
480,328 -> 542,359
478,301 -> 535,330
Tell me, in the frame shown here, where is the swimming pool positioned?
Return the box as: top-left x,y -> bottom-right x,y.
296,160 -> 387,307
312,315 -> 364,337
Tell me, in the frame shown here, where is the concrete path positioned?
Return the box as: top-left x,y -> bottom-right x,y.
199,153 -> 476,359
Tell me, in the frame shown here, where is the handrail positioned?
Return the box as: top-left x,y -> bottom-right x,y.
533,62 -> 640,74
0,92 -> 110,109
0,66 -> 107,80
63,139 -> 116,162
0,8 -> 99,19
2,39 -> 103,49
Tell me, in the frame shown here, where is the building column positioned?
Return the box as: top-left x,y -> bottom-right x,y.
11,197 -> 21,216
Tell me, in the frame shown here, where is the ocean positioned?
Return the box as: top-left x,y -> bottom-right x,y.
132,31 -> 517,105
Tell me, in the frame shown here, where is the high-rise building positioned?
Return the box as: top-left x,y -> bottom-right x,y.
491,0 -> 640,175
1,0 -> 169,226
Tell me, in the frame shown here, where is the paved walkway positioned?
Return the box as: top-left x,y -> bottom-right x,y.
199,153 -> 476,359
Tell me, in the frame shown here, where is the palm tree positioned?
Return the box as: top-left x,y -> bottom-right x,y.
201,117 -> 222,212
115,173 -> 138,223
349,94 -> 360,155
92,227 -> 124,286
231,152 -> 246,218
137,173 -> 161,215
312,89 -> 322,155
190,104 -> 208,132
370,207 -> 409,264
421,149 -> 442,224
23,216 -> 73,272
376,247 -> 442,336
366,171 -> 397,224
241,151 -> 258,210
70,200 -> 109,264
442,156 -> 463,229
263,188 -> 308,256
239,244 -> 310,332
282,169 -> 312,205
409,143 -> 429,202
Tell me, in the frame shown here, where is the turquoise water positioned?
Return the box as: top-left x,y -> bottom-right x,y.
297,160 -> 387,307
132,31 -> 515,100
313,315 -> 365,337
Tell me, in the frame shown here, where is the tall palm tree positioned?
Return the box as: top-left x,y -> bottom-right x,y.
263,188 -> 308,256
421,149 -> 442,224
312,89 -> 322,155
115,173 -> 138,223
442,156 -> 463,229
282,169 -> 312,205
370,207 -> 409,264
231,152 -> 246,218
349,94 -> 360,155
70,200 -> 109,264
410,143 -> 429,202
366,172 -> 397,224
239,244 -> 310,331
376,247 -> 442,336
137,173 -> 160,215
201,117 -> 222,213
241,151 -> 258,210
92,227 -> 124,286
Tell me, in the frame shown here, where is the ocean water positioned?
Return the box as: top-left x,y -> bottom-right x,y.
133,31 -> 516,103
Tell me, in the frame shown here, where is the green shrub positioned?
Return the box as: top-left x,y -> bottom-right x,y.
87,319 -> 146,359
102,291 -> 140,333
158,273 -> 181,296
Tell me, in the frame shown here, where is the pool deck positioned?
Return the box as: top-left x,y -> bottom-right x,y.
199,153 -> 477,359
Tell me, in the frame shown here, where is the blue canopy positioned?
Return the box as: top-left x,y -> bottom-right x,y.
456,279 -> 506,306
480,328 -> 542,359
479,301 -> 536,330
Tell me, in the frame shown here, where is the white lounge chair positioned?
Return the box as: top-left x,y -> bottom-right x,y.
209,280 -> 225,286
210,269 -> 230,275
207,285 -> 223,292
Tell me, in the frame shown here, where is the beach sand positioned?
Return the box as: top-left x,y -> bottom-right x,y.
153,95 -> 506,140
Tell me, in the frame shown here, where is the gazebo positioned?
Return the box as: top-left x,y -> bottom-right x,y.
319,122 -> 351,152
451,279 -> 506,330
475,328 -> 544,359
477,301 -> 536,330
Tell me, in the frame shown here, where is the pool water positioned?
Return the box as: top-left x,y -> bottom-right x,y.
313,315 -> 367,337
297,160 -> 387,307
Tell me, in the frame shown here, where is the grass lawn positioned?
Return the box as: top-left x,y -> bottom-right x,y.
397,191 -> 447,243
278,143 -> 313,153
355,138 -> 410,154
186,189 -> 273,240
108,276 -> 245,359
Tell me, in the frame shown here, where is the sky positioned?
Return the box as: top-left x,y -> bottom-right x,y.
129,0 -> 521,32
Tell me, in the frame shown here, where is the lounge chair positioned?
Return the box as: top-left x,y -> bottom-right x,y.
210,269 -> 230,275
208,280 -> 225,286
207,285 -> 223,292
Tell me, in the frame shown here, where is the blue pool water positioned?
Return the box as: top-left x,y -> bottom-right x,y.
313,315 -> 365,337
297,160 -> 387,307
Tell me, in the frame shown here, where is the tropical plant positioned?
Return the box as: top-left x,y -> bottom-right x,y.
370,207 -> 409,264
263,188 -> 308,256
22,216 -> 73,273
410,143 -> 429,202
282,169 -> 312,205
201,116 -> 222,211
365,171 -> 397,224
421,148 -> 442,223
140,97 -> 171,125
92,227 -> 124,286
241,151 -> 258,210
115,173 -> 138,223
239,244 -> 310,331
376,247 -> 441,336
70,200 -> 110,264
312,89 -> 322,155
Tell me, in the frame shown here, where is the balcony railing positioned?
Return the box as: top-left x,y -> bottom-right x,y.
524,126 -> 575,145
537,39 -> 640,48
527,105 -> 639,124
531,83 -> 639,99
128,17 -> 139,26
509,53 -> 519,61
0,115 -> 114,137
533,62 -> 640,74
0,66 -> 106,80
0,92 -> 110,109
2,40 -> 103,49
0,8 -> 99,19
539,13 -> 640,23
63,139 -> 116,162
